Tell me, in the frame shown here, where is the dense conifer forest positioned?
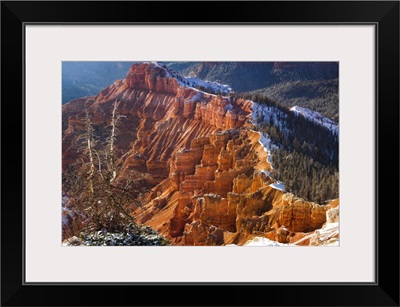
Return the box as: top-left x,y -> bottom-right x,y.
236,93 -> 339,203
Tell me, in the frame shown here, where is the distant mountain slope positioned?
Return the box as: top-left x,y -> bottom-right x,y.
62,62 -> 134,103
290,105 -> 338,134
62,62 -> 339,123
165,62 -> 278,92
165,62 -> 338,93
247,79 -> 339,123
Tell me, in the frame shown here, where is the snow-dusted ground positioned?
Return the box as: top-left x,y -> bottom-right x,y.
260,170 -> 271,176
251,102 -> 284,172
258,133 -> 285,191
315,222 -> 339,243
250,102 -> 286,189
185,77 -> 232,95
291,221 -> 339,246
258,132 -> 278,166
290,206 -> 339,246
258,132 -> 277,153
269,182 -> 285,192
244,237 -> 292,246
290,106 -> 338,134
252,102 -> 286,127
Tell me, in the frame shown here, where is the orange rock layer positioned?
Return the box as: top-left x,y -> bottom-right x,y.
135,128 -> 336,246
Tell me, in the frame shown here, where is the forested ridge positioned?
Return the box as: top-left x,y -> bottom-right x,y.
236,92 -> 339,203
246,79 -> 339,123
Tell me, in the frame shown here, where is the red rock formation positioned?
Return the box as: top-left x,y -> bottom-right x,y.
138,126 -> 333,246
289,200 -> 340,246
63,63 -> 251,181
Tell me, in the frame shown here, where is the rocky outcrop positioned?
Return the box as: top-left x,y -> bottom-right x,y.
62,63 -> 251,182
274,194 -> 327,232
136,127 -> 334,246
125,64 -> 179,94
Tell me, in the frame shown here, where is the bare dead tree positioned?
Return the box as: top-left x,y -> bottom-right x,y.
63,101 -> 148,234
108,101 -> 118,183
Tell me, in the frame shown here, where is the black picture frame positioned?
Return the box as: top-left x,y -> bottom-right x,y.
1,1 -> 399,306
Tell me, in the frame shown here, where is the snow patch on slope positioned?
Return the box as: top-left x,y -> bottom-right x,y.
269,182 -> 285,191
252,102 -> 278,124
244,237 -> 292,246
256,131 -> 276,170
251,102 -> 285,188
290,106 -> 338,134
315,222 -> 339,243
260,170 -> 271,176
185,77 -> 232,95
256,129 -> 284,190
259,133 -> 277,152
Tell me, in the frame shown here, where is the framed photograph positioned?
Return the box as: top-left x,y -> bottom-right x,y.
1,1 -> 399,306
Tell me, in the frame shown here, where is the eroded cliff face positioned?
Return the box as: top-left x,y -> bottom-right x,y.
63,63 -> 251,182
62,63 -> 338,245
133,127 -> 334,246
